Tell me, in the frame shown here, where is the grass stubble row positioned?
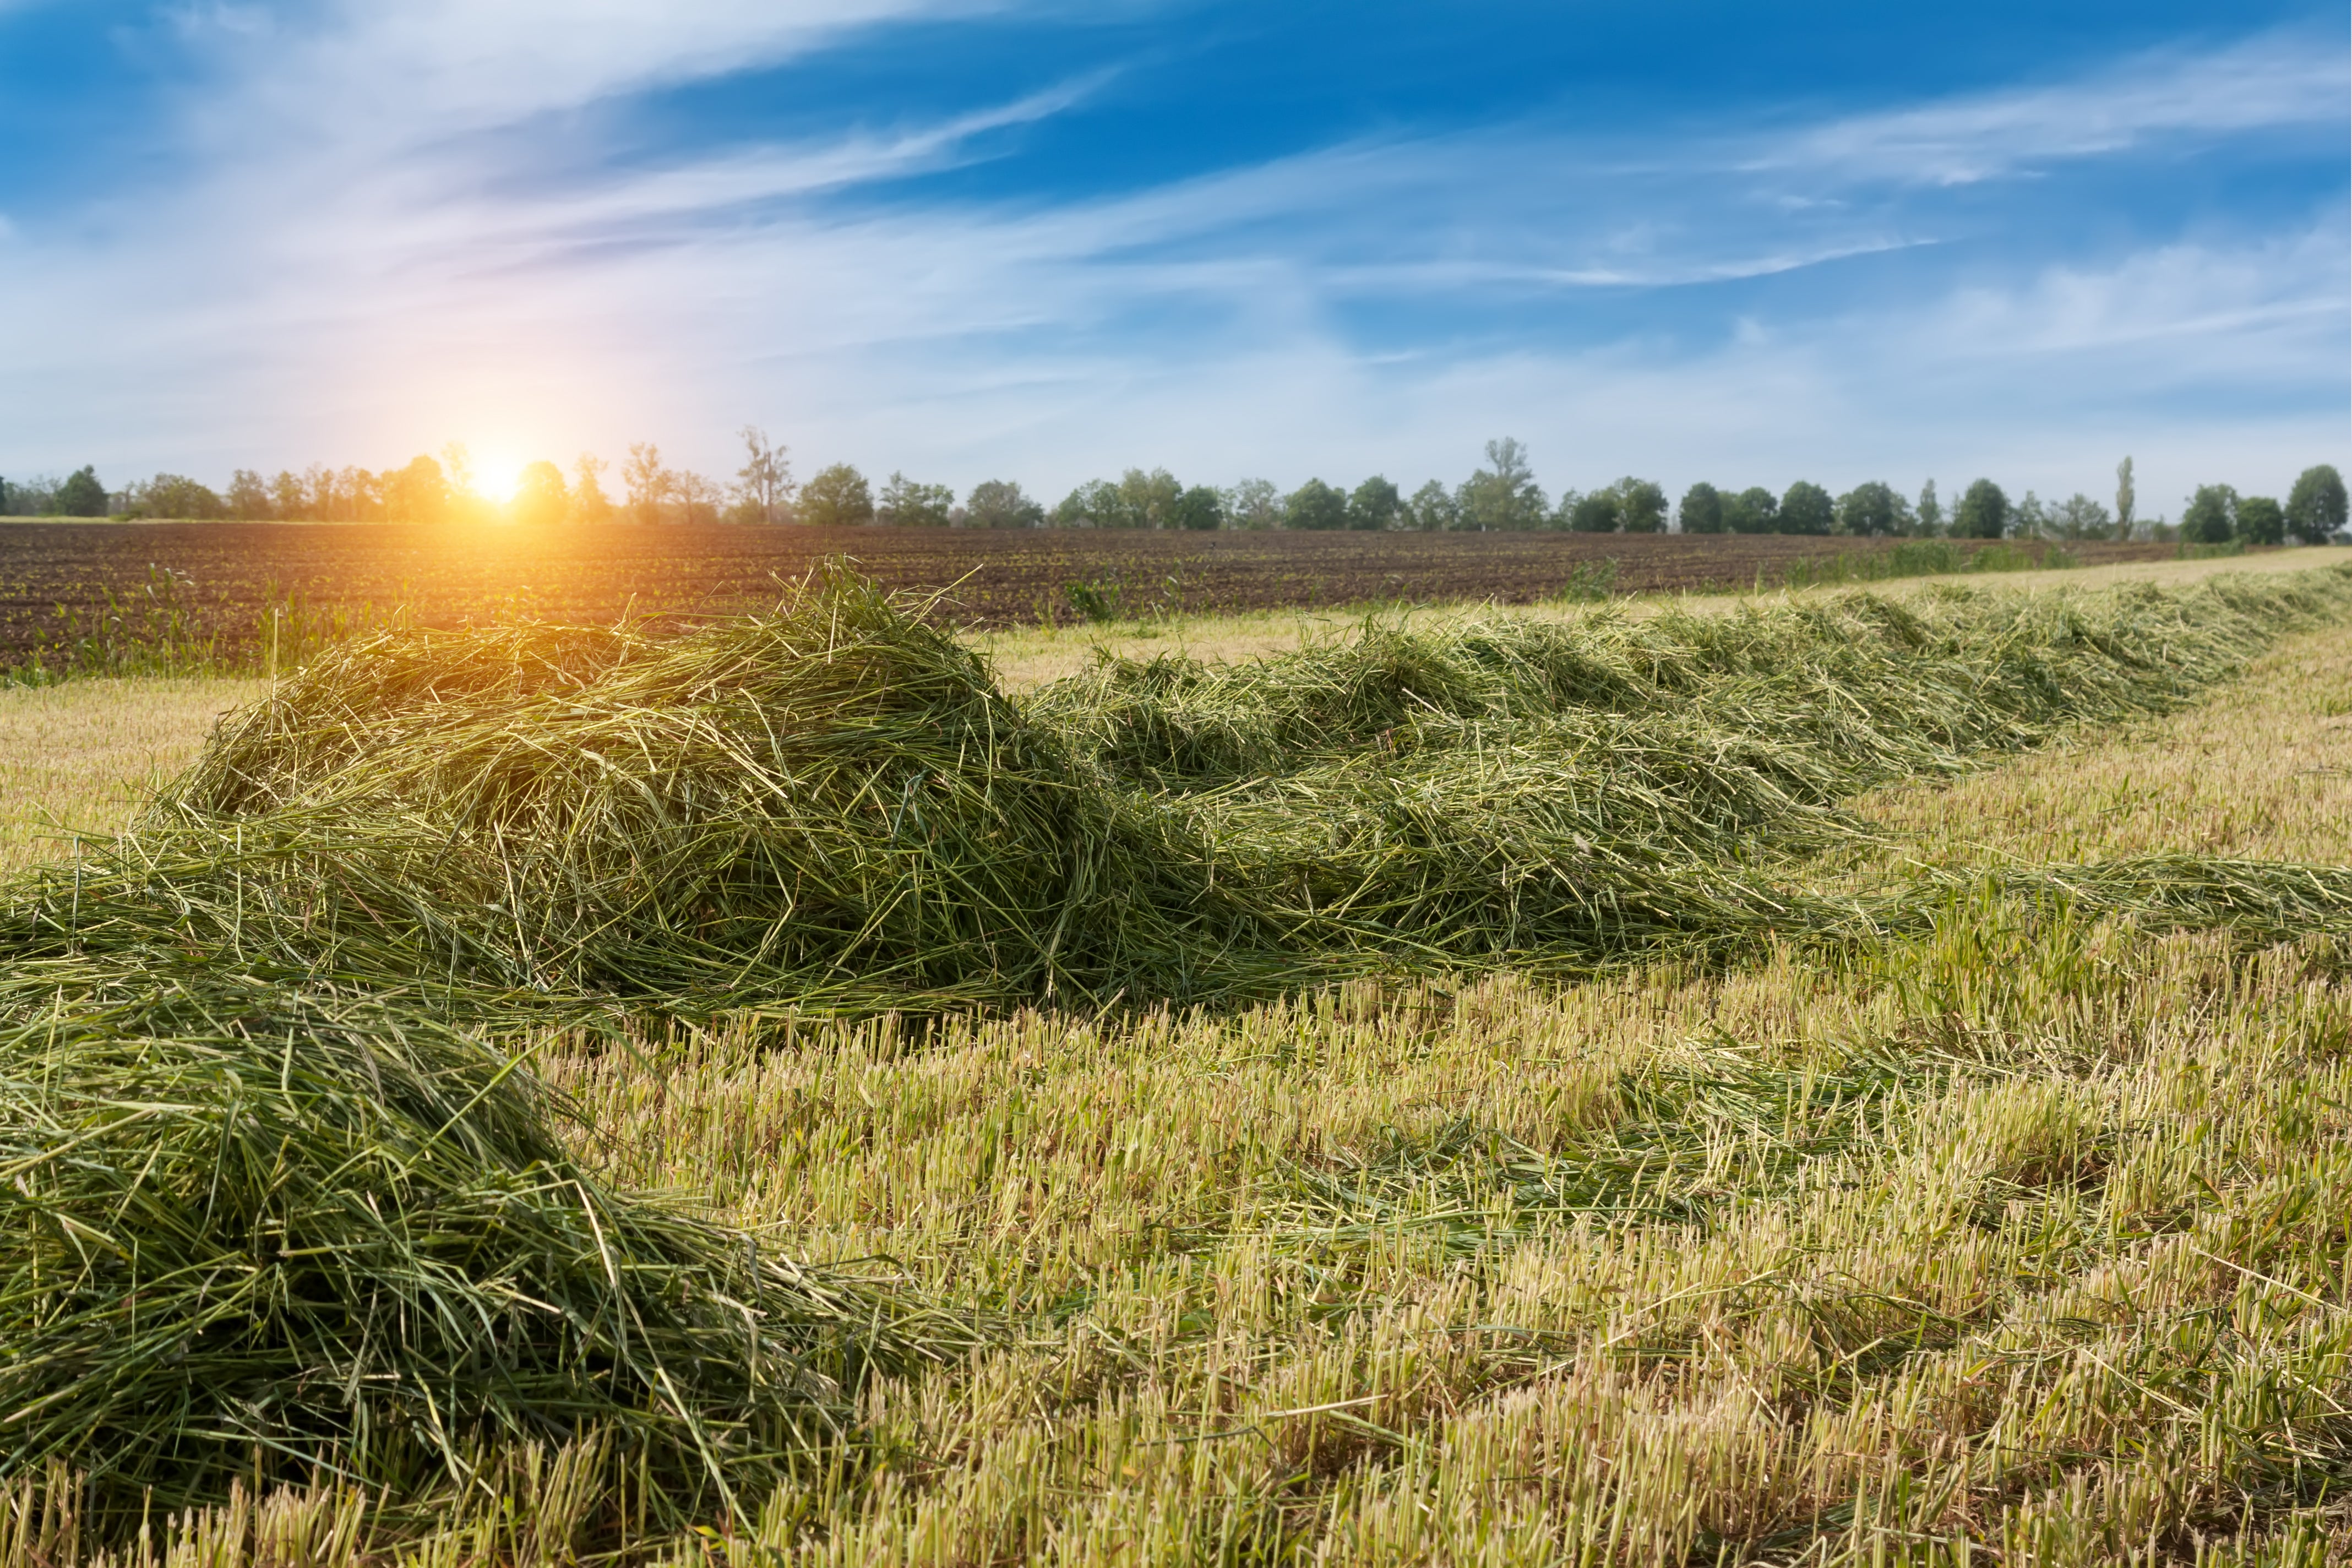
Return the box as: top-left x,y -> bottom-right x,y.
3,563 -> 2351,1560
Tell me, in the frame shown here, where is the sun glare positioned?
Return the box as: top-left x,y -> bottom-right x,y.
475,457 -> 525,505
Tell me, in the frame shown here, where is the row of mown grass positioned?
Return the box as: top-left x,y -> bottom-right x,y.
3,564 -> 2350,1561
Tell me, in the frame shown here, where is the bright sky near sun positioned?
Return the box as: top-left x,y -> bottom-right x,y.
0,1 -> 2345,513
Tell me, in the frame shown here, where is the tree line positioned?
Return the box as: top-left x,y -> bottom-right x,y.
4,434 -> 2345,544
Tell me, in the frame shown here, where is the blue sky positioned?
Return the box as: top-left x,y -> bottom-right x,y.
0,1 -> 2344,515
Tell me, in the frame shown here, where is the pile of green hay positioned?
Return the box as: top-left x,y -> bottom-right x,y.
0,972 -> 970,1522
12,565 -> 2352,1010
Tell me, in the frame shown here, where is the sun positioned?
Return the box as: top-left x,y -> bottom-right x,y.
473,456 -> 526,505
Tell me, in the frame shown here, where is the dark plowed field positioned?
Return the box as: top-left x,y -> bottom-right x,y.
0,520 -> 2177,669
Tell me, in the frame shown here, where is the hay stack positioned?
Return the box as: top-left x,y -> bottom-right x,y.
0,973 -> 961,1522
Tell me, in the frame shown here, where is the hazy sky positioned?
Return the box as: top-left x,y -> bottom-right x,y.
1,1 -> 2345,513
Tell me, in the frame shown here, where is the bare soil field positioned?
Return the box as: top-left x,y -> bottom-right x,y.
0,519 -> 2176,670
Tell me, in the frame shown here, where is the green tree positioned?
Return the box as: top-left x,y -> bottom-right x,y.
1052,479 -> 1123,527
1116,468 -> 1182,529
1917,478 -> 1943,536
2180,484 -> 2237,545
1954,479 -> 2010,539
1779,480 -> 1833,535
799,463 -> 874,526
1724,487 -> 1778,533
383,455 -> 450,524
2012,492 -> 2050,540
1834,481 -> 1905,537
56,466 -> 107,518
1458,437 -> 1547,531
2115,457 -> 2135,538
1613,477 -> 1667,533
878,471 -> 955,526
1171,484 -> 1226,531
2051,494 -> 2113,539
1283,478 -> 1349,531
127,474 -> 225,520
2285,465 -> 2348,543
1678,481 -> 1724,534
1346,475 -> 1401,531
1567,491 -> 1619,532
2234,494 -> 2284,547
511,460 -> 569,527
965,479 -> 1044,529
1405,480 -> 1458,531
1224,478 -> 1281,531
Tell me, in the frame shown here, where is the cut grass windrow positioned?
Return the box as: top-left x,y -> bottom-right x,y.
9,563 -> 2352,1013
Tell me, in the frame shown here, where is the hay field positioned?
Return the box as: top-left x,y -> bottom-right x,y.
4,562 -> 2352,1565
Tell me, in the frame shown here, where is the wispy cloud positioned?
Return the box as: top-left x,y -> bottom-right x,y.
1759,27 -> 2347,186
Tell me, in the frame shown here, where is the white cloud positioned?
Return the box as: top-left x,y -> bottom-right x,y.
1761,27 -> 2347,186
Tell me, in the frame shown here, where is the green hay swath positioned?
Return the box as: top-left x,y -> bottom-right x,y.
13,565 -> 2351,1009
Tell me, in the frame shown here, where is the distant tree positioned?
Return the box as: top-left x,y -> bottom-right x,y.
878,471 -> 955,526
2181,484 -> 2237,545
1172,484 -> 1226,531
2051,493 -> 2114,540
1834,481 -> 1905,537
511,460 -> 569,526
1458,437 -> 1547,531
345,466 -> 384,522
2286,464 -> 2348,543
1116,467 -> 1182,529
1779,480 -> 1833,535
1567,491 -> 1619,532
1053,478 -> 1121,528
2233,494 -> 2284,547
1679,481 -> 1724,535
1284,478 -> 1349,531
269,470 -> 308,520
965,478 -> 1045,529
439,443 -> 474,499
1405,479 -> 1459,531
1343,475 -> 1400,531
1915,478 -> 1942,536
383,455 -> 450,525
225,469 -> 272,520
674,470 -> 723,526
1224,478 -> 1282,531
2114,457 -> 2135,539
56,466 -> 107,518
1954,478 -> 2010,539
1611,477 -> 1667,534
569,454 -> 614,524
623,444 -> 673,524
2012,492 -> 2050,540
733,428 -> 792,525
127,473 -> 225,520
799,463 -> 874,526
1724,486 -> 1778,534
